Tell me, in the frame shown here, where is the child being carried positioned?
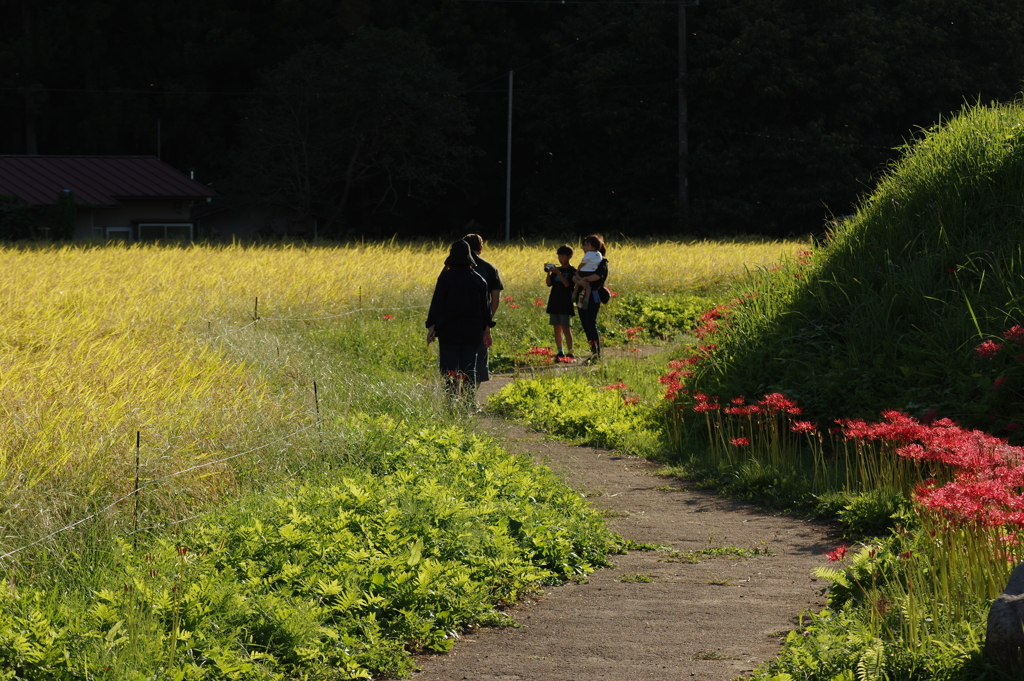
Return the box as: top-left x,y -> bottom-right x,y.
573,248 -> 604,310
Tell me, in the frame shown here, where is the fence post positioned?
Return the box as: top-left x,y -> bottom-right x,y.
132,431 -> 141,549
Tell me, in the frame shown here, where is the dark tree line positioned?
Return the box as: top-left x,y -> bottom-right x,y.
3,0 -> 1024,239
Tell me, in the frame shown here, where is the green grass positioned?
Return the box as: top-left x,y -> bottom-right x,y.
685,100 -> 1024,438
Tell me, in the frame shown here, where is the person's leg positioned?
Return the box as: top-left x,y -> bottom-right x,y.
554,325 -> 564,356
458,344 -> 479,395
563,324 -> 574,357
475,342 -> 489,385
578,301 -> 602,357
438,344 -> 461,396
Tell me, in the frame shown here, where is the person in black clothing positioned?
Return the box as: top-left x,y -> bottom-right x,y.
462,233 -> 503,384
545,244 -> 576,361
426,240 -> 493,396
573,234 -> 609,359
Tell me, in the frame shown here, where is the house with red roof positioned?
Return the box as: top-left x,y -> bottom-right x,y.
0,155 -> 217,241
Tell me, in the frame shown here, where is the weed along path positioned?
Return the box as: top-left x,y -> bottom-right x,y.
413,374 -> 837,681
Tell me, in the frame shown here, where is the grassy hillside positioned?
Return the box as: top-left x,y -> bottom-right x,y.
690,100 -> 1024,437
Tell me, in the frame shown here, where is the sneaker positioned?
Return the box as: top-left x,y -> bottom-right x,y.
566,352 -> 575,361
556,351 -> 566,360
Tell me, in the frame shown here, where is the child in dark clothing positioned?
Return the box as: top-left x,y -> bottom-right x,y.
544,244 -> 576,360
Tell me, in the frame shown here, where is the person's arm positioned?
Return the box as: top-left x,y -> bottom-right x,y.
489,289 -> 500,316
425,274 -> 447,344
579,260 -> 607,284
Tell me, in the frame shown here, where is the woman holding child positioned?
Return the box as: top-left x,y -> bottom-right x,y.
573,234 -> 609,359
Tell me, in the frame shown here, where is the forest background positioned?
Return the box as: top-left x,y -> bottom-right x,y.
3,0 -> 1024,240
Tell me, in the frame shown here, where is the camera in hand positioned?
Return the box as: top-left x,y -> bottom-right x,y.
544,263 -> 556,272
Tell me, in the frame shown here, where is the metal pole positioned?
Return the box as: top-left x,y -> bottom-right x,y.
677,5 -> 689,211
505,70 -> 513,243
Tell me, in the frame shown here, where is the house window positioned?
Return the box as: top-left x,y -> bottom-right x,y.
106,227 -> 131,241
138,223 -> 193,242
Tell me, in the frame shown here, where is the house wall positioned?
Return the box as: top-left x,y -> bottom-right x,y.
74,199 -> 194,240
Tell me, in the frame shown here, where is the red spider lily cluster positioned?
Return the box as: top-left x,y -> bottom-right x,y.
502,295 -> 515,303
382,314 -> 394,321
623,326 -> 645,341
729,437 -> 749,446
824,543 -> 848,562
508,303 -> 520,309
695,305 -> 730,340
967,324 -> 1024,436
796,249 -> 814,266
516,346 -> 562,366
600,380 -> 640,405
533,297 -> 545,307
975,340 -> 1004,359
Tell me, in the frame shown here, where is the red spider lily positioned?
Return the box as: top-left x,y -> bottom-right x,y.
790,420 -> 817,434
758,392 -> 801,415
769,265 -> 782,273
974,340 -> 1004,359
692,394 -> 720,413
993,376 -> 1008,391
1005,325 -> 1024,343
624,326 -> 645,341
730,396 -> 746,405
724,405 -> 751,416
729,437 -> 750,446
508,303 -> 520,309
382,314 -> 394,321
526,347 -> 555,356
503,295 -> 515,303
602,381 -> 629,391
623,396 -> 639,406
533,298 -> 545,306
824,544 -> 849,562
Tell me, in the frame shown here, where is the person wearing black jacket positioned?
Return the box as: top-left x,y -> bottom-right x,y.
426,240 -> 493,396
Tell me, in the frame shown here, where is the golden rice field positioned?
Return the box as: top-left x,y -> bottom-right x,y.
0,237 -> 804,560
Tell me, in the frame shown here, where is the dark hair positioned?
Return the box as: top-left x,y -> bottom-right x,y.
556,244 -> 574,257
462,233 -> 484,253
583,234 -> 606,256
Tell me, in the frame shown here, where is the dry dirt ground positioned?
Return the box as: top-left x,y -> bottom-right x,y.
413,372 -> 838,681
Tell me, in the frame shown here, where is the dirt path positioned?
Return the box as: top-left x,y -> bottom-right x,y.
413,373 -> 837,681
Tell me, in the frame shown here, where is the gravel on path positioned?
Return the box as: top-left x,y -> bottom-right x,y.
413,374 -> 837,681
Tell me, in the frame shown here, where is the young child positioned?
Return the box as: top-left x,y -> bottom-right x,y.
545,244 -> 576,360
573,247 -> 604,310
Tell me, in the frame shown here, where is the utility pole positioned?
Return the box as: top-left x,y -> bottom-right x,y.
678,2 -> 698,213
505,70 -> 513,243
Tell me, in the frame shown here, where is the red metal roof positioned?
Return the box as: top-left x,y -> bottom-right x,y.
0,155 -> 217,206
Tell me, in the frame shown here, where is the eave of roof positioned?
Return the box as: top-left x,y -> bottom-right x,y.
0,155 -> 218,207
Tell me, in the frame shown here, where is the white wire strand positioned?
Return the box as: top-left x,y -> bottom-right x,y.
0,423 -> 317,563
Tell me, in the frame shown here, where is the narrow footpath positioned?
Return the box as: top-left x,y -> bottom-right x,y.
413,373 -> 837,681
